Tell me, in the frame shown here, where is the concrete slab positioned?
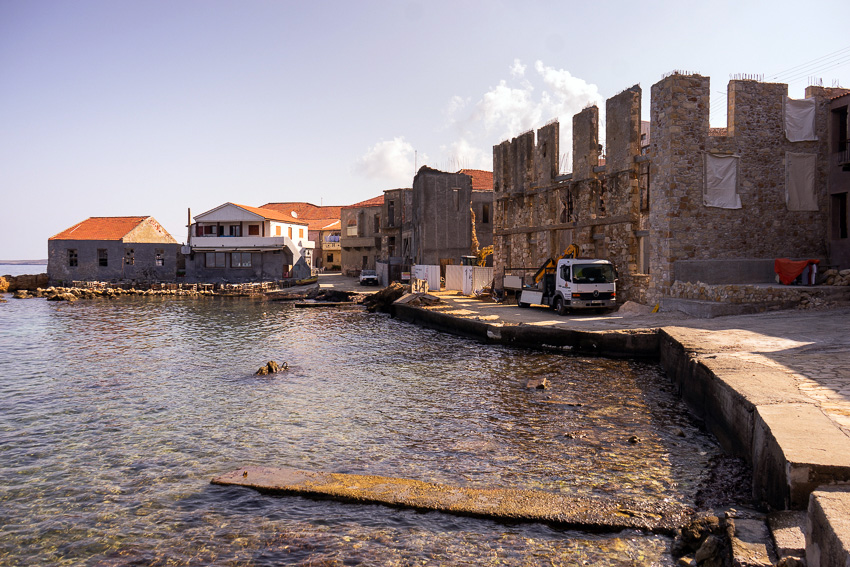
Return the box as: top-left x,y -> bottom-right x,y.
769,510 -> 807,558
806,488 -> 850,567
754,404 -> 850,509
727,517 -> 775,566
212,466 -> 693,534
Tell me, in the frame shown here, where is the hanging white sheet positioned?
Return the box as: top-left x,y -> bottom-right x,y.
785,152 -> 818,211
785,97 -> 817,142
704,154 -> 742,209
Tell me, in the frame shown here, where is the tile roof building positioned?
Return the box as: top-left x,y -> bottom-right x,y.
259,202 -> 344,270
186,202 -> 314,282
48,216 -> 180,284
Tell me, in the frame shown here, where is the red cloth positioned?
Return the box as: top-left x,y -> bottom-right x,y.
774,258 -> 819,285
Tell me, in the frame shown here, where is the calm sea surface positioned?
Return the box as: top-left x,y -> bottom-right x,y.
0,294 -> 731,566
0,264 -> 47,277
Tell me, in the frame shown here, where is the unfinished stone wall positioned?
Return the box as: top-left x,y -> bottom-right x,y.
493,87 -> 648,303
648,73 -> 842,303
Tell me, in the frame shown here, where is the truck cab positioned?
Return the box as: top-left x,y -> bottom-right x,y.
517,258 -> 617,314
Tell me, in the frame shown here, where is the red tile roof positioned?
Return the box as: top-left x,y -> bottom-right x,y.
342,195 -> 385,209
458,169 -> 494,192
49,216 -> 151,241
260,202 -> 342,231
230,203 -> 308,225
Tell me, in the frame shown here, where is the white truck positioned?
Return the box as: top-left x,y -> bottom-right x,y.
511,258 -> 617,315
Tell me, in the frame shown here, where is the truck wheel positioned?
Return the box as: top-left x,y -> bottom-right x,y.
518,300 -> 530,308
555,297 -> 567,316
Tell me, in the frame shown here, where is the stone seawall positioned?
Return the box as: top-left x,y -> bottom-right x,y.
391,303 -> 659,359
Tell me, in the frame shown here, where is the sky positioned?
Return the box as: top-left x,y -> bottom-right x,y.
2,0 -> 849,260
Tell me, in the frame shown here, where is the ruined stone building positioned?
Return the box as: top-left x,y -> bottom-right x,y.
493,74 -> 849,305
377,187 -> 413,282
829,92 -> 850,266
411,167 -> 494,271
340,195 -> 383,274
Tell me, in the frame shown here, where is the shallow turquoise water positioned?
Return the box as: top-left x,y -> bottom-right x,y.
0,295 -> 728,565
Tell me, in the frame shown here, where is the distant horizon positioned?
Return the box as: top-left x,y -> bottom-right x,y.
0,260 -> 48,265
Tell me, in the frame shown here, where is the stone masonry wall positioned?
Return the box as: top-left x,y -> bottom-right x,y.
493,87 -> 648,303
648,74 -> 844,304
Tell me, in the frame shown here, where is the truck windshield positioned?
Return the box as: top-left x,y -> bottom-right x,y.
572,264 -> 616,284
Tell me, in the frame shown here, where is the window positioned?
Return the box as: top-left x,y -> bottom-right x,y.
299,228 -> 304,238
833,193 -> 848,240
124,248 -> 134,265
98,249 -> 108,267
203,225 -> 216,235
205,252 -> 226,268
231,252 -> 252,268
288,226 -> 293,239
327,253 -> 333,263
155,249 -> 164,266
374,214 -> 380,233
276,226 -> 281,236
248,225 -> 260,236
229,225 -> 241,237
832,106 -> 848,153
387,200 -> 395,226
67,249 -> 78,267
362,255 -> 368,269
482,203 -> 490,224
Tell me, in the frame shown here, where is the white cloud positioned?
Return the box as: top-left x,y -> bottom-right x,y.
440,59 -> 603,173
510,58 -> 526,78
353,137 -> 416,183
359,60 -> 603,179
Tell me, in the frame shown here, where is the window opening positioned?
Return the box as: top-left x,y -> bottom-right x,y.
68,249 -> 78,267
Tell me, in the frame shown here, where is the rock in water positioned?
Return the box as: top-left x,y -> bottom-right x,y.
256,361 -> 287,375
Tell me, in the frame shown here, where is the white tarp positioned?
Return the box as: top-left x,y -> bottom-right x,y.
411,264 -> 441,291
704,154 -> 742,209
462,266 -> 494,295
785,152 -> 818,211
785,97 -> 817,142
444,265 -> 463,291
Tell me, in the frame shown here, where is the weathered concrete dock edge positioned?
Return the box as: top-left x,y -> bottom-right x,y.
658,329 -> 850,513
391,303 -> 659,358
212,466 -> 691,534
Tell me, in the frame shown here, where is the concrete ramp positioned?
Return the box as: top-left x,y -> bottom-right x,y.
212,466 -> 692,534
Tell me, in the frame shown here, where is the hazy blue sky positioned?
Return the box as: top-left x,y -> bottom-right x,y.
2,0 -> 848,260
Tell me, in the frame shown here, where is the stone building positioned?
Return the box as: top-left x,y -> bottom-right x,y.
48,216 -> 181,284
340,195 -> 383,275
259,202 -> 343,270
829,92 -> 850,266
411,167 -> 494,271
186,203 -> 313,282
493,75 -> 849,305
377,187 -> 413,283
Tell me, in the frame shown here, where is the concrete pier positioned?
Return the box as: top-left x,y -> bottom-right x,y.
212,466 -> 692,534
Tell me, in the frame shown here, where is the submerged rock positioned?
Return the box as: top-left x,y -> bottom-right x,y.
256,361 -> 288,375
526,377 -> 550,389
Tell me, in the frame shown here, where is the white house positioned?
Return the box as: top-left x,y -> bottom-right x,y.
186,202 -> 314,282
